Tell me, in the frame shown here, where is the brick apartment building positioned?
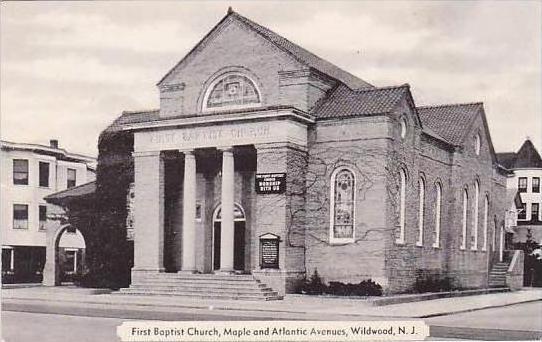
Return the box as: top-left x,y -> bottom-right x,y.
1,140 -> 95,283
91,9 -> 510,295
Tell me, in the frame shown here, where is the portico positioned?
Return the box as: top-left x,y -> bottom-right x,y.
128,108 -> 313,281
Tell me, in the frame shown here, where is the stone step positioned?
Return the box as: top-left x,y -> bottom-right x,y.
118,289 -> 282,301
131,280 -> 267,289
128,284 -> 274,294
132,278 -> 264,287
135,273 -> 256,281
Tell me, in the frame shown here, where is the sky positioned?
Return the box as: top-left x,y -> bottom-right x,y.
1,1 -> 541,157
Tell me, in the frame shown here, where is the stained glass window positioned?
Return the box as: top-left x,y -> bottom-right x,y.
331,168 -> 355,241
205,74 -> 260,110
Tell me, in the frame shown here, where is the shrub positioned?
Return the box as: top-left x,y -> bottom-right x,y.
296,270 -> 383,296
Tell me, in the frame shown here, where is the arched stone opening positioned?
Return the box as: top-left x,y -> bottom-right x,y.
43,219 -> 86,286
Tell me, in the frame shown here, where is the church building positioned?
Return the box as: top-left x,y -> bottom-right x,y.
101,9 -> 512,296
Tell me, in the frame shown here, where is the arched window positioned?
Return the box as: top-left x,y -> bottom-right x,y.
461,189 -> 468,250
474,134 -> 481,155
330,168 -> 356,243
203,73 -> 261,111
416,176 -> 425,246
482,195 -> 489,251
400,117 -> 408,139
433,182 -> 442,248
471,180 -> 480,250
396,168 -> 407,244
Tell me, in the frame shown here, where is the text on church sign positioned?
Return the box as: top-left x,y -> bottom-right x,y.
255,173 -> 286,194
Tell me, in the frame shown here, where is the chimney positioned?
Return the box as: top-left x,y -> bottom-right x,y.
49,139 -> 59,149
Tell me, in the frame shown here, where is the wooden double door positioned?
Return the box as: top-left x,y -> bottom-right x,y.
213,221 -> 246,272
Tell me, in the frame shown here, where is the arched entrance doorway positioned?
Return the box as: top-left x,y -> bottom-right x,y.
212,203 -> 246,272
43,224 -> 86,286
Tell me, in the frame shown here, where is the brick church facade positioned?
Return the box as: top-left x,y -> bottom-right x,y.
103,9 -> 509,295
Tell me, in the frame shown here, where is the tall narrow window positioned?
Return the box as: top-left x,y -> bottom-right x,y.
13,204 -> 28,229
13,159 -> 29,185
67,168 -> 77,188
433,183 -> 442,248
518,177 -> 528,193
416,176 -> 425,246
39,205 -> 47,231
474,134 -> 481,155
461,189 -> 468,250
532,203 -> 540,222
396,169 -> 407,244
330,168 -> 356,243
471,181 -> 479,250
533,177 -> 540,193
482,195 -> 489,251
39,162 -> 50,187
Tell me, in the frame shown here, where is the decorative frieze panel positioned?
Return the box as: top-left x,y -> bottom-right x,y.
134,119 -> 308,152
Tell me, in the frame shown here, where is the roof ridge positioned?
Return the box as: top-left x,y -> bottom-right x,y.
231,11 -> 373,89
122,109 -> 160,115
417,101 -> 483,110
353,83 -> 409,93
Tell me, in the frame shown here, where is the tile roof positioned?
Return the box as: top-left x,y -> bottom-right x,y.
44,181 -> 96,204
106,109 -> 160,132
417,102 -> 483,145
232,12 -> 374,90
311,84 -> 408,118
496,152 -> 517,169
497,139 -> 542,169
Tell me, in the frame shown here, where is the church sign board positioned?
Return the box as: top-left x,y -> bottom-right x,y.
255,173 -> 286,194
259,233 -> 280,269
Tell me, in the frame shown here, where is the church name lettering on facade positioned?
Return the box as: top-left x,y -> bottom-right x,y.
150,125 -> 271,145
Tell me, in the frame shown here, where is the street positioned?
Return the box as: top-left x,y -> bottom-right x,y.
2,301 -> 540,342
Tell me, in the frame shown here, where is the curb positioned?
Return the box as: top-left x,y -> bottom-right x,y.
429,325 -> 542,341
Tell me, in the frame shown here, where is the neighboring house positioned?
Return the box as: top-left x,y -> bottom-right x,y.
1,139 -> 96,283
497,139 -> 542,245
88,9 -> 511,296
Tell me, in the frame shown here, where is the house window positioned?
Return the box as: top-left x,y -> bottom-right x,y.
518,177 -> 528,193
39,205 -> 47,231
461,189 -> 468,250
433,183 -> 442,248
39,162 -> 50,187
67,168 -> 77,188
416,176 -> 425,246
203,73 -> 261,111
63,250 -> 77,274
482,195 -> 489,251
532,203 -> 540,221
533,177 -> 540,193
518,202 -> 527,220
13,204 -> 29,229
330,168 -> 356,243
471,181 -> 479,250
396,169 -> 407,244
13,159 -> 29,185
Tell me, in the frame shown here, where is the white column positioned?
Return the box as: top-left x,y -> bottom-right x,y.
10,248 -> 14,270
219,147 -> 235,273
180,150 -> 197,272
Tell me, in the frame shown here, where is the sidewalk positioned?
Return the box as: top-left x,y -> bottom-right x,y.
2,285 -> 541,319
